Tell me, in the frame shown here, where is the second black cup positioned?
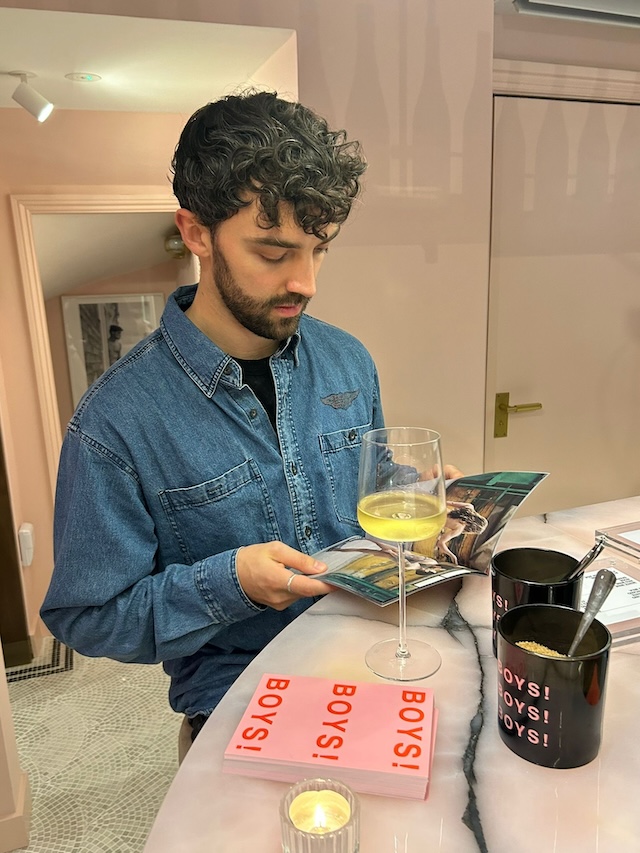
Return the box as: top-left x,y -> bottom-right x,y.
497,603 -> 611,768
491,547 -> 582,655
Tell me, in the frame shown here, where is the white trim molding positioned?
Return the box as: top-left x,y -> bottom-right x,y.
493,58 -> 640,103
10,191 -> 177,497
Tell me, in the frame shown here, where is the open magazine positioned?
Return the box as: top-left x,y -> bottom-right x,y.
311,471 -> 548,606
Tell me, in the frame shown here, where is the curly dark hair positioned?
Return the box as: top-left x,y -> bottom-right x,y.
171,90 -> 367,238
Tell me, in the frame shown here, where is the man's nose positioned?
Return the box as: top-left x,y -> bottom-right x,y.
285,258 -> 317,298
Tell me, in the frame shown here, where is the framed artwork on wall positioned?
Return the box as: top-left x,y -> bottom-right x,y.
61,293 -> 165,407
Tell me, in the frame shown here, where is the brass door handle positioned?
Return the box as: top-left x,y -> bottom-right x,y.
494,392 -> 542,438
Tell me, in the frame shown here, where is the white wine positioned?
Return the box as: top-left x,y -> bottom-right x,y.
359,428 -> 445,681
357,491 -> 446,543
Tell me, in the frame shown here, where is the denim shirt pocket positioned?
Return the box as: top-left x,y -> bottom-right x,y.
158,459 -> 281,564
318,423 -> 371,527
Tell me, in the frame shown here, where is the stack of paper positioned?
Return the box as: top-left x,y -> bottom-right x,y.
223,672 -> 438,800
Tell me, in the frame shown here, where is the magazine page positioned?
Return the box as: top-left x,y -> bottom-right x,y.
430,471 -> 548,572
313,471 -> 547,606
313,536 -> 480,605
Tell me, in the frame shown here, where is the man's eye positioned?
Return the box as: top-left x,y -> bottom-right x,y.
261,253 -> 287,264
315,247 -> 329,256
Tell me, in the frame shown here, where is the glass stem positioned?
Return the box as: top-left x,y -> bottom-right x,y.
396,542 -> 410,659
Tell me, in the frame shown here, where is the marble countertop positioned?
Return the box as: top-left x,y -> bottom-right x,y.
143,498 -> 640,853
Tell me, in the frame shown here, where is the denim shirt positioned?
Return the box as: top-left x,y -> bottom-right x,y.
41,286 -> 383,716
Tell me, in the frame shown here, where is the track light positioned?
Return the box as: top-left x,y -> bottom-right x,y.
10,73 -> 54,122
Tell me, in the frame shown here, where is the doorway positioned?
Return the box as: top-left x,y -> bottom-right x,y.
11,193 -> 179,498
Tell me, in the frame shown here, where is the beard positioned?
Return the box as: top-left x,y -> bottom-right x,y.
212,241 -> 309,341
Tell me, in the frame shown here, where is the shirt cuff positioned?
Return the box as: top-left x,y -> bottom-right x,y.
194,549 -> 265,624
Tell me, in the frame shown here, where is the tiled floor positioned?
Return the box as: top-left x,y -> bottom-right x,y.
7,640 -> 181,852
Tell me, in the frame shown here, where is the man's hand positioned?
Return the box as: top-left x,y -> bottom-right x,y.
444,464 -> 464,480
235,541 -> 334,610
420,464 -> 464,482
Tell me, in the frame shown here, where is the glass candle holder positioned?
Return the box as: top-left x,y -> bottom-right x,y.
280,778 -> 360,853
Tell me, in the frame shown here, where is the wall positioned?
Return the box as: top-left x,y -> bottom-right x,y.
494,9 -> 640,71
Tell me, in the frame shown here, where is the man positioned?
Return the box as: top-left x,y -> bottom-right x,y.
107,323 -> 123,365
41,91 -> 381,743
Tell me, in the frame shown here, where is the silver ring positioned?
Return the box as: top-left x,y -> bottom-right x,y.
286,572 -> 296,593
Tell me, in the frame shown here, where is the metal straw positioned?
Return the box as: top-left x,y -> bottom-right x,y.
566,536 -> 606,582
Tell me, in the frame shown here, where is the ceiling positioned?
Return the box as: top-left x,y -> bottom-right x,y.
0,7 -> 295,299
0,7 -> 294,113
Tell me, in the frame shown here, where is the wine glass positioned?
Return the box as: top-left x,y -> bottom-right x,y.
357,427 -> 447,680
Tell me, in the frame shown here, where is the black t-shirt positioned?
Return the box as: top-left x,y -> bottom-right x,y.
235,357 -> 277,431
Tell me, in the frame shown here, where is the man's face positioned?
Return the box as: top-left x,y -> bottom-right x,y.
210,199 -> 339,342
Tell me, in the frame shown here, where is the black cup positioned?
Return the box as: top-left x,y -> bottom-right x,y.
491,547 -> 582,655
497,603 -> 611,768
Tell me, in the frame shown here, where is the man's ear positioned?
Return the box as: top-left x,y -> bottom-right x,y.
174,209 -> 212,259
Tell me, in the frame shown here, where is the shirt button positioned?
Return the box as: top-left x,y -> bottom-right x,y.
348,429 -> 357,441
223,364 -> 232,375
304,526 -> 312,539
290,463 -> 297,475
249,409 -> 258,419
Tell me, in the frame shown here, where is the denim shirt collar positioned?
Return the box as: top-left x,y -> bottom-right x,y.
160,285 -> 301,397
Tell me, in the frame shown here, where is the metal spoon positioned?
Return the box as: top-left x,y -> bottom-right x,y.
567,568 -> 616,657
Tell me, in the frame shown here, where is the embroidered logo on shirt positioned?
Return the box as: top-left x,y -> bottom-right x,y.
321,390 -> 360,410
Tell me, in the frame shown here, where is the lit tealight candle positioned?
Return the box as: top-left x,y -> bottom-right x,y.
280,779 -> 359,853
288,789 -> 351,834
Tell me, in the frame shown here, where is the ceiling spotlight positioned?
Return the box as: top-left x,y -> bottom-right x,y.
65,72 -> 102,83
10,72 -> 54,122
164,233 -> 189,260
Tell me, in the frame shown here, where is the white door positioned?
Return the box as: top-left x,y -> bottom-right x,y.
485,95 -> 640,515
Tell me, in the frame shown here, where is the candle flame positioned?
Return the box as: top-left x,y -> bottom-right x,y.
313,803 -> 327,830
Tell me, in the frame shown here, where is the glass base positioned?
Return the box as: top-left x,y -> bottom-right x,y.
365,638 -> 441,681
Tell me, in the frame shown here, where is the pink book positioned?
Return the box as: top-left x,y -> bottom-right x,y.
223,673 -> 438,799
